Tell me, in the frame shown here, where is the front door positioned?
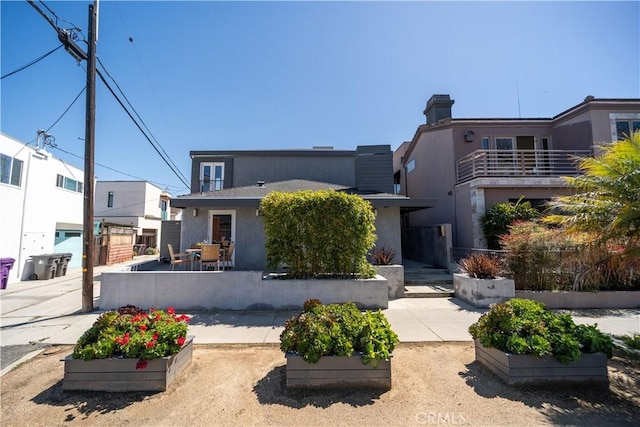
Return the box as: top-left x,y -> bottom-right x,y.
208,210 -> 235,243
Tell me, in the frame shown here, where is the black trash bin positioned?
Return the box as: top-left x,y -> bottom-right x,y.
58,253 -> 73,276
30,254 -> 59,280
1,257 -> 16,289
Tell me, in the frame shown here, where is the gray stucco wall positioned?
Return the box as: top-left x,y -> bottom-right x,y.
180,206 -> 267,271
372,206 -> 402,263
180,204 -> 402,272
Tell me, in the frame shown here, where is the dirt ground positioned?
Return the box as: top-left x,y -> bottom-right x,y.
1,342 -> 638,427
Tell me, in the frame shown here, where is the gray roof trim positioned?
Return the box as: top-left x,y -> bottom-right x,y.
190,149 -> 355,158
171,179 -> 435,210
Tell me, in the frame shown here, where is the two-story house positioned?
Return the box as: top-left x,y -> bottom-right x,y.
172,145 -> 434,271
95,181 -> 171,254
396,94 -> 640,252
1,132 -> 84,283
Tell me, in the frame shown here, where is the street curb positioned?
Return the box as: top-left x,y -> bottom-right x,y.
0,348 -> 46,377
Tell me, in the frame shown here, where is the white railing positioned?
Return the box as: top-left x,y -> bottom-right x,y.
456,150 -> 592,183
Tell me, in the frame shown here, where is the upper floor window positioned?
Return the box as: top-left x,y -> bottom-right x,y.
56,174 -> 83,193
107,191 -> 114,207
615,120 -> 640,140
481,137 -> 490,150
200,162 -> 224,192
0,153 -> 23,187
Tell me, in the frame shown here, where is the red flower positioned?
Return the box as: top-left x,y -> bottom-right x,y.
139,324 -> 148,331
153,333 -> 159,341
145,341 -> 156,348
167,307 -> 176,315
176,336 -> 186,346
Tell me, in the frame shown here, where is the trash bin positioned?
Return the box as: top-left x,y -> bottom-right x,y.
58,253 -> 73,276
29,254 -> 59,280
1,257 -> 15,290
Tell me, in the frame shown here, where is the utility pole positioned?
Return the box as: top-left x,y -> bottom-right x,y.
82,3 -> 97,312
27,0 -> 98,312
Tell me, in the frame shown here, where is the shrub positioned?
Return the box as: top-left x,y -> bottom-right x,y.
500,221 -> 576,290
72,306 -> 190,361
280,300 -> 399,365
144,247 -> 157,255
481,199 -> 539,249
468,298 -> 612,364
459,252 -> 502,279
500,222 -> 640,291
261,190 -> 376,279
369,246 -> 397,265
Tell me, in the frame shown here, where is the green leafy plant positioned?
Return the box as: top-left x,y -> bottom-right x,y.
619,333 -> 640,350
72,305 -> 190,361
459,252 -> 502,279
468,298 -> 612,363
481,198 -> 539,249
144,247 -> 157,255
280,300 -> 399,365
261,190 -> 377,279
544,131 -> 640,262
369,246 -> 397,266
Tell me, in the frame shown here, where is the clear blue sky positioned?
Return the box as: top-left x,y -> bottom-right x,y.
2,1 -> 639,195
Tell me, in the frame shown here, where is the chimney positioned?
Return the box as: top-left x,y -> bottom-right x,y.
423,94 -> 454,125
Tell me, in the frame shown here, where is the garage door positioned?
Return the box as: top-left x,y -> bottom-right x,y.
54,230 -> 83,268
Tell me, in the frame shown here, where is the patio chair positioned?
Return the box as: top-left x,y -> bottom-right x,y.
200,244 -> 221,271
220,242 -> 235,270
167,244 -> 190,271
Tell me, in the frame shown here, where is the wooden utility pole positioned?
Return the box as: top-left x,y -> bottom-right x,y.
82,3 -> 97,312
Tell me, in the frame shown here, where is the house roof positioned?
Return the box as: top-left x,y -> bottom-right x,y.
172,179 -> 435,212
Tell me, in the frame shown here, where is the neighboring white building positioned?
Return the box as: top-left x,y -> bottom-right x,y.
95,181 -> 170,253
1,132 -> 84,283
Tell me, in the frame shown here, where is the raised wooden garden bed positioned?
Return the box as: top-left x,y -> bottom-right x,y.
285,354 -> 391,390
62,336 -> 194,392
474,339 -> 608,386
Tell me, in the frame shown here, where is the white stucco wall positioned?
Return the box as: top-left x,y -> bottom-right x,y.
1,133 -> 84,283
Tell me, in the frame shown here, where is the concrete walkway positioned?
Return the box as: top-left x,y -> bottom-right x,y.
1,256 -> 638,373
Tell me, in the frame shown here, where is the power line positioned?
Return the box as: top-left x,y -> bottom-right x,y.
45,85 -> 86,132
52,145 -> 188,191
96,56 -> 190,185
1,45 -> 63,80
38,0 -> 83,37
95,68 -> 190,188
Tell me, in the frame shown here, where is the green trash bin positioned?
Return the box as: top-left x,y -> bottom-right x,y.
30,254 -> 59,280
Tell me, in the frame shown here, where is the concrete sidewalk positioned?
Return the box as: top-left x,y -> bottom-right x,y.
1,256 -> 639,372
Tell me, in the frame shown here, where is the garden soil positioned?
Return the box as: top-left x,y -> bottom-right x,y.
1,342 -> 638,426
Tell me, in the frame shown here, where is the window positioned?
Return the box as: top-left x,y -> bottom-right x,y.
56,174 -> 82,193
406,159 -> 416,173
481,137 -> 490,150
610,113 -> 640,142
615,120 -> 640,140
0,153 -> 23,187
108,191 -> 114,207
495,137 -> 514,150
200,162 -> 224,192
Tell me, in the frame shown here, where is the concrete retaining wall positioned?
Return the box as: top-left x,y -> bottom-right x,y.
100,270 -> 389,311
515,291 -> 640,309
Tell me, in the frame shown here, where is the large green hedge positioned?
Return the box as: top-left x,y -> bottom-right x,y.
260,190 -> 376,278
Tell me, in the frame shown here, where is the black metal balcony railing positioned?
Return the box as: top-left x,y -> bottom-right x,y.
199,179 -> 224,192
456,149 -> 592,184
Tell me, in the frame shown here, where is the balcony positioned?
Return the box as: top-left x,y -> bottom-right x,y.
456,150 -> 591,184
199,179 -> 224,193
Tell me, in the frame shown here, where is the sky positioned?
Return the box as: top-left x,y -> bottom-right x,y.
1,1 -> 639,196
